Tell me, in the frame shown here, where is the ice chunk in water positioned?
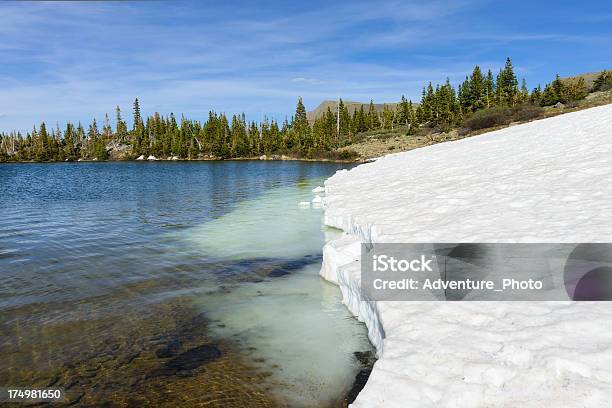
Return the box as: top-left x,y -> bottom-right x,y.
312,186 -> 325,194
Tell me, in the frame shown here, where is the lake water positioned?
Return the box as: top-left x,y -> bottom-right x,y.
0,161 -> 373,407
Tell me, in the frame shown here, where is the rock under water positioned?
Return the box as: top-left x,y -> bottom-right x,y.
149,344 -> 222,378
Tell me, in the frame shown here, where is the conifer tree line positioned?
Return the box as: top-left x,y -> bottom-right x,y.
1,60 -> 609,162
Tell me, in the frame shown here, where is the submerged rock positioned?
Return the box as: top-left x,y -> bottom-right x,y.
165,344 -> 221,370
149,344 -> 221,378
155,339 -> 181,358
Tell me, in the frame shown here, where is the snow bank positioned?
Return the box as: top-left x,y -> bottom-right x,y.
321,104 -> 612,407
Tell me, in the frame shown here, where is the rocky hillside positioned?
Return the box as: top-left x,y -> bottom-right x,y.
562,70 -> 606,89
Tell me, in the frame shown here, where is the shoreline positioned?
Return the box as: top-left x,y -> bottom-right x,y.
319,104 -> 612,407
0,156 -> 364,164
5,97 -> 611,167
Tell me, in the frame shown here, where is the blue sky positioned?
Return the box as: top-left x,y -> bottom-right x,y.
0,0 -> 611,133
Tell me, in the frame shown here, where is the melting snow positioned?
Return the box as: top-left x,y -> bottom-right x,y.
321,104 -> 612,407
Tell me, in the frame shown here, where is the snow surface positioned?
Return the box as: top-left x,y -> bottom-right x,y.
320,104 -> 612,407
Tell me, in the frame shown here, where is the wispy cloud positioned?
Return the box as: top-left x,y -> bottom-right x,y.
291,77 -> 325,85
0,0 -> 610,133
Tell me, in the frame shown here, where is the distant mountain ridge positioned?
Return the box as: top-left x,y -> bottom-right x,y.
307,100 -> 399,122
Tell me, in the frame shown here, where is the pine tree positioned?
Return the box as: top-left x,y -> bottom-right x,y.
519,78 -> 529,104
497,58 -> 519,106
88,118 -> 107,160
63,122 -> 77,160
270,120 -> 281,152
397,95 -> 410,126
566,77 -> 588,102
407,100 -> 416,129
103,113 -> 112,138
540,75 -> 566,106
50,123 -> 62,160
230,114 -> 249,157
469,66 -> 485,110
246,121 -> 259,154
421,84 -> 435,124
115,106 -> 128,143
132,98 -> 142,130
131,98 -> 146,154
530,85 -> 542,105
458,77 -> 471,111
291,97 -> 311,153
551,74 -> 565,101
367,100 -> 380,130
338,99 -> 351,137
592,70 -> 612,92
352,105 -> 367,133
36,123 -> 49,161
382,104 -> 395,129
76,123 -> 85,148
484,69 -> 495,108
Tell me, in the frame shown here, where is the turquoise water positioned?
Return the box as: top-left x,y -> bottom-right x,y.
0,161 -> 372,407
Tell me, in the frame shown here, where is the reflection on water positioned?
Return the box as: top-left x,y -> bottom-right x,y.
0,161 -> 371,407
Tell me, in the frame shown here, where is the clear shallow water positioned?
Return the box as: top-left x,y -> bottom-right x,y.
183,184 -> 371,406
0,161 -> 372,407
